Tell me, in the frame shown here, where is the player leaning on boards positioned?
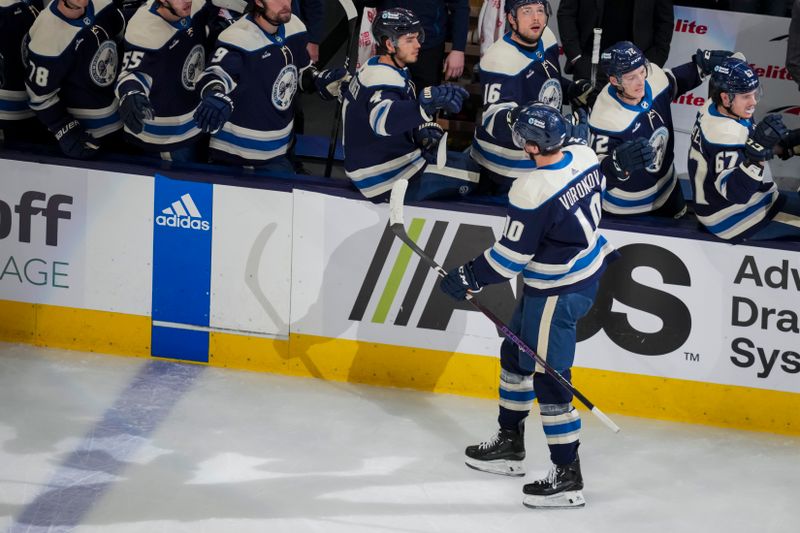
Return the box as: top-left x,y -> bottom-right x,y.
589,42 -> 733,218
25,0 -> 126,159
342,7 -> 478,202
115,0 -> 247,162
688,57 -> 800,242
440,103 -> 618,509
470,0 -> 596,196
193,0 -> 348,171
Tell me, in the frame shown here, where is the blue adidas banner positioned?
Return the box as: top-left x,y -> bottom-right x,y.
151,174 -> 213,363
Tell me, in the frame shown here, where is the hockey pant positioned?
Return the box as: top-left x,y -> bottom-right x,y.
497,281 -> 598,465
748,192 -> 800,241
400,151 -> 480,202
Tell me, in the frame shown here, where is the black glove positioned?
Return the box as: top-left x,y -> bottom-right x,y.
745,114 -> 789,162
440,263 -> 482,301
693,49 -> 734,77
413,122 -> 445,163
119,91 -> 154,134
194,91 -> 234,134
610,138 -> 655,180
564,109 -> 589,146
314,67 -> 350,101
779,128 -> 800,160
54,120 -> 100,159
568,79 -> 599,110
419,83 -> 470,115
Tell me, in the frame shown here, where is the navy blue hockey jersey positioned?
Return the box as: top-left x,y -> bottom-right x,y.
26,0 -> 124,139
470,28 -> 564,179
589,63 -> 701,215
196,14 -> 311,165
0,0 -> 42,124
115,0 -> 213,150
342,56 -> 430,198
688,102 -> 781,241
470,145 -> 618,296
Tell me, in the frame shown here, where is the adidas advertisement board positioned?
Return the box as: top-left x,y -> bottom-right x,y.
292,191 -> 799,394
151,174 -> 214,362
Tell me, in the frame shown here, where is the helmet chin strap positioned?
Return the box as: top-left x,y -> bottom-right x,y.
510,16 -> 540,47
62,0 -> 83,11
158,0 -> 180,18
254,2 -> 283,28
722,94 -> 747,121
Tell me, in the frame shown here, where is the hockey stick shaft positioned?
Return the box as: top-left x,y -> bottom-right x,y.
388,179 -> 620,433
324,0 -> 360,177
590,28 -> 602,88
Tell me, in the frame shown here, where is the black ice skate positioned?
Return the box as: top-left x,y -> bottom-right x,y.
464,428 -> 525,476
522,458 -> 585,509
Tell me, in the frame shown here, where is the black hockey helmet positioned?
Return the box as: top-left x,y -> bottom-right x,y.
600,41 -> 648,79
505,0 -> 551,18
373,8 -> 425,51
510,102 -> 566,154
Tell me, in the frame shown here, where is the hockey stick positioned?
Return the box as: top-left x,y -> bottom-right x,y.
388,179 -> 621,433
590,28 -> 602,88
324,0 -> 360,177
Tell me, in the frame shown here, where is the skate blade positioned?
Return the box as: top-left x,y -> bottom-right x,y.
464,457 -> 525,477
522,490 -> 585,509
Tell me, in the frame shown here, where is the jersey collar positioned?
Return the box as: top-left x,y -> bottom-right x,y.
248,14 -> 287,45
608,81 -> 653,113
503,32 -> 545,62
150,1 -> 190,30
369,55 -> 410,77
537,150 -> 572,170
51,0 -> 95,28
708,103 -> 752,128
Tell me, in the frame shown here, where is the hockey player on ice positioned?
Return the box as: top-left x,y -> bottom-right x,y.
193,0 -> 348,170
439,102 -> 618,509
116,0 -> 247,162
470,0 -> 596,196
25,0 -> 127,159
342,7 -> 478,202
589,41 -> 733,218
688,56 -> 800,242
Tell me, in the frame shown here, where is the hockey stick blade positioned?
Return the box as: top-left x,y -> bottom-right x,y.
387,179 -> 621,433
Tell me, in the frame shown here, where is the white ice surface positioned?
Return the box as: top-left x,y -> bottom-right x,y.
0,342 -> 798,533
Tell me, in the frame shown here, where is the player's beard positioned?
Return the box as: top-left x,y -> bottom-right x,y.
514,25 -> 544,46
264,8 -> 291,25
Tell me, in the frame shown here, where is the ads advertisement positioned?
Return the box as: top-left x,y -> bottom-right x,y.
292,191 -> 799,395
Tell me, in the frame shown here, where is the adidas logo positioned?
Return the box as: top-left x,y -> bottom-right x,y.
155,193 -> 210,231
